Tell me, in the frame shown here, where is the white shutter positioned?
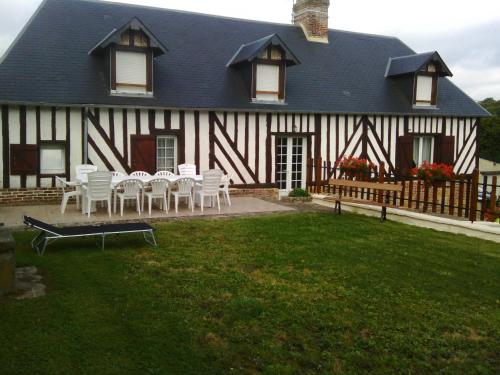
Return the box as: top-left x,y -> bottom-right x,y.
40,144 -> 65,174
116,51 -> 147,86
416,75 -> 433,102
256,64 -> 279,93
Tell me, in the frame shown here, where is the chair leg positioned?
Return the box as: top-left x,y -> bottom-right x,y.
200,195 -> 204,212
108,198 -> 111,217
149,196 -> 153,216
226,190 -> 231,206
61,194 -> 69,214
113,193 -> 117,214
120,197 -> 124,217
76,195 -> 80,210
87,199 -> 91,218
190,195 -> 194,212
137,195 -> 141,215
175,195 -> 179,213
164,194 -> 168,213
216,194 -> 220,212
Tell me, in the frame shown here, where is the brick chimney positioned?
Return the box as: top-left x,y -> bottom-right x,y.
292,0 -> 330,44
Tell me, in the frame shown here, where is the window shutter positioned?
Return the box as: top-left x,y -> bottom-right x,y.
116,51 -> 147,86
416,75 -> 433,102
10,144 -> 37,175
434,135 -> 455,165
396,135 -> 414,176
131,135 -> 156,174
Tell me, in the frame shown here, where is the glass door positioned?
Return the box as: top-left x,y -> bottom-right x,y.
276,137 -> 306,196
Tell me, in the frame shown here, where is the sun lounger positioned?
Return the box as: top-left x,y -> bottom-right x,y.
23,216 -> 157,255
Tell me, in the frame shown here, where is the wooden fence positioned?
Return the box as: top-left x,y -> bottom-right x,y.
306,158 -> 499,222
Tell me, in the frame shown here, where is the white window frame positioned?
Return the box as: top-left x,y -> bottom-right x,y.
40,143 -> 66,175
156,136 -> 177,173
413,136 -> 434,167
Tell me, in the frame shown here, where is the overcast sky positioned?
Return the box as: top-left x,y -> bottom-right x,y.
1,0 -> 499,100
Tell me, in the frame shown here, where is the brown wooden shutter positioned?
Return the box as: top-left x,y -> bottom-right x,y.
433,135 -> 455,165
10,144 -> 37,175
146,50 -> 153,92
395,135 -> 414,177
131,135 -> 156,174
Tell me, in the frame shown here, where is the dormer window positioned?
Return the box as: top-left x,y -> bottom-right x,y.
254,46 -> 285,102
88,17 -> 168,97
385,51 -> 453,109
227,34 -> 300,104
112,30 -> 152,95
414,63 -> 438,107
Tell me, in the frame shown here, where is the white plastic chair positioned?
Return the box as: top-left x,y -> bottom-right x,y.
56,176 -> 81,214
144,179 -> 169,216
172,177 -> 194,213
178,164 -> 197,177
82,171 -> 112,218
196,170 -> 223,212
219,174 -> 231,206
155,171 -> 175,178
130,171 -> 151,178
111,171 -> 127,178
113,178 -> 143,217
75,164 -> 98,177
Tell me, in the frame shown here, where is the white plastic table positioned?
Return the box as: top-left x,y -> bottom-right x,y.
75,174 -> 204,214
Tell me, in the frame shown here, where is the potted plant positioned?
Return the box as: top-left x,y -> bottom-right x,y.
335,156 -> 375,179
410,162 -> 454,186
285,188 -> 312,202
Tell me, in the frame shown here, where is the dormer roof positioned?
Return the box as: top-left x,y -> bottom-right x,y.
227,34 -> 300,67
385,51 -> 453,78
88,17 -> 168,57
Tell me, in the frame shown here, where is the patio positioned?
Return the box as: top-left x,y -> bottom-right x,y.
0,197 -> 294,229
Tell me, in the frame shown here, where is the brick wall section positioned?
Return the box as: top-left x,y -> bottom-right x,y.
0,188 -> 64,206
0,188 -> 278,206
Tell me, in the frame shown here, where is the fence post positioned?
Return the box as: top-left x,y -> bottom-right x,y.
490,176 -> 497,212
469,169 -> 479,222
315,157 -> 322,193
378,163 -> 385,203
306,158 -> 313,193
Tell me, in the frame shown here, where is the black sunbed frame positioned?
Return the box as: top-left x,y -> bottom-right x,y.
23,216 -> 157,255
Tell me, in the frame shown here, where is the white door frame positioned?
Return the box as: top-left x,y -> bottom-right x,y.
276,136 -> 307,198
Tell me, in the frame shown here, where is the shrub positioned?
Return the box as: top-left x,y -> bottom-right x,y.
288,188 -> 309,198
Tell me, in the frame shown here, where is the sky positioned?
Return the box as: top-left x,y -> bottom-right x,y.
0,0 -> 499,100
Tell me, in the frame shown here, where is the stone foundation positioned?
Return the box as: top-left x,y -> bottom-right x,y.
0,187 -> 278,206
0,187 -> 64,206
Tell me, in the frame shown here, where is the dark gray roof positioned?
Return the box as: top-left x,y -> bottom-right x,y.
0,0 -> 489,117
386,51 -> 453,78
88,17 -> 168,57
227,34 -> 300,67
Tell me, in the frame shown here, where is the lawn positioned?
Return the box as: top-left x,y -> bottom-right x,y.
1,212 -> 499,374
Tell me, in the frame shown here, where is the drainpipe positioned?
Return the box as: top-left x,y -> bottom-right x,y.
83,106 -> 89,163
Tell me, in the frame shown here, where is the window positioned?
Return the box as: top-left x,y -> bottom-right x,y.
255,64 -> 280,101
115,51 -> 148,94
40,143 -> 66,175
156,136 -> 177,173
414,63 -> 438,107
413,136 -> 434,167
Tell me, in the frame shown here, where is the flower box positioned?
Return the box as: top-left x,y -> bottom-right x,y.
335,156 -> 375,179
411,163 -> 454,184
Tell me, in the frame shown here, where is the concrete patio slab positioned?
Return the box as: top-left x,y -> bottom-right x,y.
0,197 -> 294,229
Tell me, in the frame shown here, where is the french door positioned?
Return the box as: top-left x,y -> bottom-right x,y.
276,137 -> 306,195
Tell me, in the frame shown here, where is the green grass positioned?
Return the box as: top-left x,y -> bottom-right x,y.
1,212 -> 499,374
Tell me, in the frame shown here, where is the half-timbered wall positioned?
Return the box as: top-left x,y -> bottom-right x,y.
0,104 -> 480,189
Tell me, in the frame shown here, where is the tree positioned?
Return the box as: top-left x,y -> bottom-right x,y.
478,98 -> 500,163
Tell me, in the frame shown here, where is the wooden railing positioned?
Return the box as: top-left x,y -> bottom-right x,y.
306,158 -> 499,222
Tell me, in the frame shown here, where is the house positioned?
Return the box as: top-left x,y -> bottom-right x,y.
479,158 -> 500,186
0,0 -> 489,201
